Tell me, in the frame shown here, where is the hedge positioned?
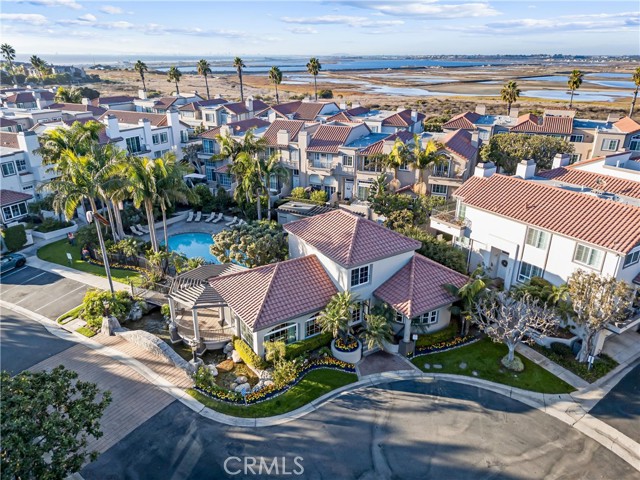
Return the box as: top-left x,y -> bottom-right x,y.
415,321 -> 458,348
2,224 -> 27,252
233,338 -> 267,370
284,332 -> 332,359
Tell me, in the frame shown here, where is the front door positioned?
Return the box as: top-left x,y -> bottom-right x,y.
496,252 -> 509,280
344,180 -> 354,200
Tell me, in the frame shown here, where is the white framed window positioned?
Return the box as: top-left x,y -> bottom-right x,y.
350,301 -> 368,325
264,322 -> 298,345
342,155 -> 354,167
573,244 -> 603,269
126,136 -> 142,154
15,159 -> 27,172
518,262 -> 544,283
180,131 -> 189,143
525,227 -> 549,249
152,134 -> 160,145
601,139 -> 619,151
569,134 -> 584,143
623,249 -> 640,268
2,202 -> 27,221
456,202 -> 467,220
413,310 -> 439,325
433,160 -> 450,177
202,139 -> 215,154
479,130 -> 490,141
431,184 -> 448,196
205,113 -> 215,123
357,183 -> 371,200
239,318 -> 254,349
394,311 -> 404,324
569,153 -> 581,164
350,265 -> 370,287
1,162 -> 16,177
218,173 -> 232,188
629,135 -> 640,151
160,132 -> 169,143
305,316 -> 322,338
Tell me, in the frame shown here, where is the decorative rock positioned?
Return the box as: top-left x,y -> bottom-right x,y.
472,371 -> 479,377
235,375 -> 248,384
234,382 -> 250,393
207,365 -> 218,377
127,304 -> 143,321
433,364 -> 443,369
423,363 -> 431,370
459,362 -> 467,370
231,350 -> 243,363
223,342 -> 234,354
100,315 -> 121,336
230,382 -> 238,390
259,369 -> 274,381
264,380 -> 275,387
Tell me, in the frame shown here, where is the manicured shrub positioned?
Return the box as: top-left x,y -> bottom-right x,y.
415,320 -> 458,347
310,190 -> 328,203
265,341 -> 286,363
2,224 -> 27,252
233,338 -> 267,369
284,332 -> 332,360
550,342 -> 573,356
81,289 -> 133,328
290,187 -> 307,200
34,218 -> 73,233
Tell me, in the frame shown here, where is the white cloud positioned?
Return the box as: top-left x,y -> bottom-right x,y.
78,13 -> 96,22
287,26 -> 319,34
343,1 -> 500,19
99,5 -> 122,14
0,13 -> 48,25
22,0 -> 82,9
281,15 -> 404,28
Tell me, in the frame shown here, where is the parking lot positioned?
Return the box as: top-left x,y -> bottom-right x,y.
0,265 -> 89,321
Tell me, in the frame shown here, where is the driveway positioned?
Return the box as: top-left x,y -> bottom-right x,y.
83,379 -> 640,480
0,266 -> 89,320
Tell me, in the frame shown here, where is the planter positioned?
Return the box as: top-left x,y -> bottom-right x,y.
382,338 -> 399,354
528,330 -> 579,349
31,221 -> 78,240
331,338 -> 362,363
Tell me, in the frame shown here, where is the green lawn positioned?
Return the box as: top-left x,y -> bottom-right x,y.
37,239 -> 143,286
188,369 -> 358,418
411,338 -> 574,394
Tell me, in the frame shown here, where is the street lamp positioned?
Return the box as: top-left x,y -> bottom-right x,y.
86,210 -> 115,295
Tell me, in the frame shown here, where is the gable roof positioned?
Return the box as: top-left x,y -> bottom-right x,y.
284,209 -> 421,268
442,111 -> 481,130
454,174 -> 640,254
226,117 -> 270,134
180,98 -> 228,111
374,254 -> 468,318
509,114 -> 573,135
4,92 -> 36,104
307,124 -> 354,153
46,102 -> 106,116
346,106 -> 370,117
95,95 -> 135,105
208,255 -> 337,331
294,102 -> 331,121
250,99 -> 270,113
0,189 -> 32,207
222,102 -> 249,115
98,110 -> 172,128
442,129 -> 478,160
382,109 -> 425,127
537,167 -> 640,201
151,97 -> 178,110
270,101 -> 303,118
613,116 -> 640,134
326,111 -> 354,123
0,117 -> 18,127
262,119 -> 306,146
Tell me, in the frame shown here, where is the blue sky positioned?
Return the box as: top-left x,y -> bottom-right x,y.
2,0 -> 639,58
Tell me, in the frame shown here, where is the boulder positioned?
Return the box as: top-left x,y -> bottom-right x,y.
100,315 -> 121,336
423,363 -> 431,370
207,365 -> 218,377
231,350 -> 243,363
459,362 -> 467,370
223,342 -> 234,354
235,375 -> 248,384
259,369 -> 274,381
234,383 -> 250,393
264,380 -> 275,387
230,382 -> 238,390
127,304 -> 143,321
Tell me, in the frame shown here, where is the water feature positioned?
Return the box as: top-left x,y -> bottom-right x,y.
166,232 -> 219,263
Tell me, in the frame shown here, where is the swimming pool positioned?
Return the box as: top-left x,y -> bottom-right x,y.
166,232 -> 219,264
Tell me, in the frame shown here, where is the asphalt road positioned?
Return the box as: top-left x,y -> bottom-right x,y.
590,363 -> 640,443
83,379 -> 640,480
0,265 -> 89,321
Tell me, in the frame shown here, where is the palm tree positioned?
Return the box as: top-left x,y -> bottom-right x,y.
568,70 -> 584,108
197,59 -> 212,100
269,66 -> 282,104
127,156 -> 166,252
260,153 -> 288,221
362,314 -> 393,351
30,55 -> 48,79
36,120 -> 103,166
630,67 -> 640,117
384,138 -> 410,191
1,43 -> 17,85
54,86 -> 82,103
167,66 -> 182,95
410,136 -> 447,195
500,80 -> 520,116
233,57 -> 246,102
444,266 -> 487,336
319,291 -> 357,342
306,57 -> 321,101
134,60 -> 148,92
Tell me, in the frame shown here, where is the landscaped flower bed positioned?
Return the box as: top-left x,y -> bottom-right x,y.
334,336 -> 359,352
410,335 -> 479,358
87,257 -> 148,274
195,356 -> 356,406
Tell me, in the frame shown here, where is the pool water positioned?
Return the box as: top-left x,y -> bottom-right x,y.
167,232 -> 219,264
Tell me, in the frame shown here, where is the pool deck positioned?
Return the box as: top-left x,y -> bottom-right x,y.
141,213 -> 232,245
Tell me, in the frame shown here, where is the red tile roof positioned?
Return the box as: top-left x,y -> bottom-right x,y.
454,174 -> 640,254
152,97 -> 178,110
293,102 -> 328,121
200,127 -> 222,140
326,112 -> 353,123
223,102 -> 249,115
4,92 -> 36,104
374,254 -> 468,318
613,116 -> 640,134
510,114 -> 573,135
209,255 -> 337,331
284,209 -> 421,268
442,111 -> 481,130
0,132 -> 20,149
47,102 -> 106,116
98,110 -> 172,127
346,106 -> 370,117
95,95 -> 135,105
251,99 -> 270,112
382,109 -> 425,127
262,119 -> 306,146
307,124 -> 353,153
0,189 -> 32,207
0,117 -> 18,127
357,130 -> 413,156
442,129 -> 478,160
537,167 -> 640,200
271,101 -> 303,118
228,118 -> 270,134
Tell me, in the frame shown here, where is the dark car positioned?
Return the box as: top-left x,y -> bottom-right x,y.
0,253 -> 27,273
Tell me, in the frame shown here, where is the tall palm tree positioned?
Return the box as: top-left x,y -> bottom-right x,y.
319,291 -> 357,342
30,55 -> 48,79
233,57 -> 246,102
500,80 -> 520,116
134,60 -> 148,92
127,156 -> 166,252
36,120 -> 103,166
410,136 -> 447,195
362,314 -> 393,351
1,43 -> 17,85
306,57 -> 322,101
567,70 -> 584,108
444,266 -> 487,336
260,153 -> 288,221
197,59 -> 212,100
167,66 -> 182,95
630,67 -> 640,117
54,86 -> 82,103
269,66 -> 282,104
384,138 -> 410,191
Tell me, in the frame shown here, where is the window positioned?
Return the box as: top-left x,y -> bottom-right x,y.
180,131 -> 188,143
569,153 -> 581,164
239,319 -> 253,349
573,244 -> 603,269
357,183 -> 371,200
202,139 -> 215,154
312,153 -> 332,169
2,202 -> 27,221
153,150 -> 162,159
569,134 -> 584,143
431,184 -> 448,196
160,132 -> 169,143
479,130 -> 490,141
218,173 -> 232,188
601,139 -> 619,151
269,174 -> 278,191
623,249 -> 640,268
1,162 -> 16,177
152,134 -> 160,145
350,301 -> 367,325
342,155 -> 354,167
629,135 -> 640,151
305,316 -> 322,338
456,203 -> 466,221
205,113 -> 215,123
126,136 -> 142,154
371,126 -> 379,133
290,149 -> 300,162
525,228 -> 549,249
518,262 -> 544,283
350,265 -> 370,287
264,322 -> 297,345
399,160 -> 410,171
15,159 -> 27,172
394,311 -> 404,324
413,310 -> 439,325
323,185 -> 335,198
432,161 -> 450,177
361,156 -> 382,173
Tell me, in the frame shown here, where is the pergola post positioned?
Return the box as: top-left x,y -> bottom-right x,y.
192,309 -> 203,353
167,297 -> 181,344
399,314 -> 415,357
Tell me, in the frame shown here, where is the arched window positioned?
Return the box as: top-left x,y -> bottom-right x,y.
264,322 -> 298,345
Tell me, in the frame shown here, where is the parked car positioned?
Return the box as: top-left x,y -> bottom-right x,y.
0,253 -> 26,273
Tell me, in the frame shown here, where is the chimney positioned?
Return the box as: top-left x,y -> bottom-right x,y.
138,89 -> 147,100
475,104 -> 486,115
411,110 -> 418,122
277,129 -> 290,146
471,130 -> 479,148
552,153 -> 571,169
104,114 -> 120,138
35,98 -> 44,110
138,118 -> 152,147
515,159 -> 536,179
340,102 -> 347,110
298,130 -> 309,151
245,96 -> 254,112
510,108 -> 519,119
474,161 -> 497,178
81,97 -> 90,105
17,131 -> 39,155
220,125 -> 231,137
166,107 -> 181,145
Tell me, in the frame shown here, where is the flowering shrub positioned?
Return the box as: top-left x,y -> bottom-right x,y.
87,258 -> 147,274
411,335 -> 478,358
334,336 -> 359,352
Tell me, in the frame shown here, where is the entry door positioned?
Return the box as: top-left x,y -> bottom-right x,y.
344,180 -> 354,200
496,252 -> 509,279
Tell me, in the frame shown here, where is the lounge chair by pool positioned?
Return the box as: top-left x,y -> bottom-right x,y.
130,225 -> 144,236
136,224 -> 150,233
194,211 -> 202,222
225,216 -> 238,226
204,212 -> 215,223
211,212 -> 224,223
186,211 -> 194,223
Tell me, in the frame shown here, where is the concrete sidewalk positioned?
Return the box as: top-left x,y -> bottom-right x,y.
516,343 -> 589,389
